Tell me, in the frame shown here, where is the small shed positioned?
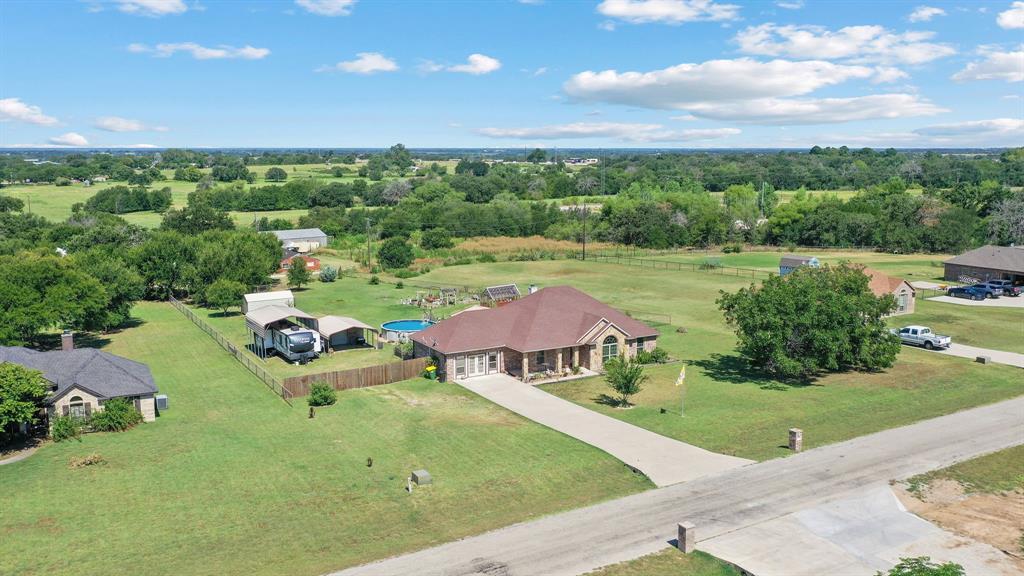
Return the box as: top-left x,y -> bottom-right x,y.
242,290 -> 295,314
316,315 -> 378,351
779,254 -> 819,276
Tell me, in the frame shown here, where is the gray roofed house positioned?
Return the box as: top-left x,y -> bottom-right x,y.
268,228 -> 328,252
944,245 -> 1024,284
0,346 -> 159,423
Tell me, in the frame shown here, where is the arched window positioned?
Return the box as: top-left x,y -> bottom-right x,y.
602,335 -> 618,362
68,396 -> 86,418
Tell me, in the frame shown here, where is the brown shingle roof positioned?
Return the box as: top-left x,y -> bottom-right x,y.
945,245 -> 1024,274
860,267 -> 913,297
412,286 -> 658,354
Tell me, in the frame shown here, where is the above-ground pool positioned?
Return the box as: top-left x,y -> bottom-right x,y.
382,319 -> 435,342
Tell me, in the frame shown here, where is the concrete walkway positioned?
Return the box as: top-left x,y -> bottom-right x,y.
457,373 -> 752,487
933,343 -> 1024,368
331,396 -> 1024,576
0,446 -> 38,466
701,484 -> 1021,575
927,295 -> 1024,308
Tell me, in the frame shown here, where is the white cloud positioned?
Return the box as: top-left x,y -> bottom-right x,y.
295,0 -> 355,16
477,121 -> 740,143
94,116 -> 168,132
116,0 -> 187,16
908,6 -> 945,22
417,59 -> 445,73
734,24 -> 956,65
49,132 -> 89,146
0,98 -> 58,125
128,42 -> 270,60
913,117 -> 1024,137
447,54 -> 502,75
598,20 -> 617,31
670,114 -> 698,121
997,1 -> 1024,28
597,0 -> 740,24
533,67 -> 548,76
564,58 -> 876,109
775,0 -> 803,9
872,66 -> 909,83
318,52 -> 398,74
683,94 -> 947,124
952,45 -> 1024,83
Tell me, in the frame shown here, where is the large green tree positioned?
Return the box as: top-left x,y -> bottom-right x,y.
287,257 -> 312,289
718,264 -> 901,380
206,278 -> 246,315
0,363 -> 49,443
265,167 -> 288,182
376,237 -> 414,269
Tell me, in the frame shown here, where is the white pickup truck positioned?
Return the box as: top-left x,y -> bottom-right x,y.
890,325 -> 952,350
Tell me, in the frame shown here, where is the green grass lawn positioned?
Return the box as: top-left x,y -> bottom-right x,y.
887,297 -> 1024,354
414,259 -> 1024,461
0,302 -> 650,576
587,550 -> 741,576
906,445 -> 1024,496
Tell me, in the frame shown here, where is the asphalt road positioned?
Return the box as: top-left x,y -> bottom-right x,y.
332,396 -> 1024,576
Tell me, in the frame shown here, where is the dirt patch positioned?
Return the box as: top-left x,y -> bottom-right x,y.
895,481 -> 1024,566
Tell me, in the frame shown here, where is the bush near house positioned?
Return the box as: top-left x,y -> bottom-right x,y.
88,398 -> 144,432
51,415 -> 83,443
319,265 -> 338,282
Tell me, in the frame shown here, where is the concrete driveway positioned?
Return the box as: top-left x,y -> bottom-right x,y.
456,373 -> 752,487
933,343 -> 1024,368
926,295 -> 1024,308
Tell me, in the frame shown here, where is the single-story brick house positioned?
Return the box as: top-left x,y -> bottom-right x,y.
278,248 -> 321,274
411,285 -> 659,382
943,245 -> 1024,284
0,342 -> 158,425
861,267 -> 916,316
779,254 -> 820,276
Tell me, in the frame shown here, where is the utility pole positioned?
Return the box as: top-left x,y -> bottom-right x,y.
581,204 -> 587,261
365,218 -> 372,270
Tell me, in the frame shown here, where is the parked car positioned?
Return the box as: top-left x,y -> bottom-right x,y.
947,286 -> 987,301
980,279 -> 1021,297
970,283 -> 1002,298
890,325 -> 952,350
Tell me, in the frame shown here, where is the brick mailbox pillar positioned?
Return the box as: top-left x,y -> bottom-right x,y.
789,428 -> 803,452
677,522 -> 695,553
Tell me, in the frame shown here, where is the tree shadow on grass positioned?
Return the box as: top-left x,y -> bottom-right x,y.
693,354 -> 818,390
593,394 -> 630,408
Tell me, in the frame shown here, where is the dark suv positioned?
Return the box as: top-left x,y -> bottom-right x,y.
947,286 -> 987,301
969,283 -> 1001,299
981,279 -> 1021,297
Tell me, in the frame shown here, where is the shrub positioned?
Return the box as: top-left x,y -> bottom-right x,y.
319,265 -> 338,282
395,341 -> 414,359
649,347 -> 669,363
443,257 -> 473,267
396,281 -> 404,289
723,243 -> 743,253
421,228 -> 454,250
476,253 -> 497,263
88,398 -> 143,432
308,382 -> 337,407
377,237 -> 414,269
55,177 -> 72,187
51,415 -> 82,442
604,357 -> 648,407
699,258 -> 722,270
393,268 -> 420,279
369,275 -> 380,285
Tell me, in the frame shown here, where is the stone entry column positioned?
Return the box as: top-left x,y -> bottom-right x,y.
556,349 -> 563,373
521,355 -> 529,382
572,347 -> 579,368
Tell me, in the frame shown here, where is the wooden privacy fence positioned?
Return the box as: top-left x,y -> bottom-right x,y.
283,357 -> 430,396
585,253 -> 771,279
167,296 -> 295,406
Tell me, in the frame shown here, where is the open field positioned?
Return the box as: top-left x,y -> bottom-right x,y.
411,259 -> 1024,461
889,297 -> 1024,354
907,445 -> 1024,496
587,550 -> 741,576
0,302 -> 650,576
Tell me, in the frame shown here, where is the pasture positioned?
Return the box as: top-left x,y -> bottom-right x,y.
0,302 -> 650,576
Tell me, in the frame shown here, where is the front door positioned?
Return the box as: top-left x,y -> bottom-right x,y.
467,354 -> 487,377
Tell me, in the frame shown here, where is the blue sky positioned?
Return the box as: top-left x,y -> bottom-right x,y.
0,0 -> 1021,148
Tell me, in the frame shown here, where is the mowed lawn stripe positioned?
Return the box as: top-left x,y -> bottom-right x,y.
0,302 -> 649,576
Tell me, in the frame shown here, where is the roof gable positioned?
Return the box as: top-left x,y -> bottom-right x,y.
945,245 -> 1024,274
0,346 -> 157,401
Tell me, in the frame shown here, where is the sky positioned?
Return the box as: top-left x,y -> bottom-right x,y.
0,0 -> 1021,149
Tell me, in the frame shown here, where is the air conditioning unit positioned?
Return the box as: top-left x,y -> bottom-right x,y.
155,394 -> 169,411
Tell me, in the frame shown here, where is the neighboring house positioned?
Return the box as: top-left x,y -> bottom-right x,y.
0,339 -> 158,425
242,290 -> 295,314
779,254 -> 820,276
862,267 -> 916,316
943,245 -> 1024,284
412,285 -> 659,382
278,248 -> 321,274
269,228 -> 328,253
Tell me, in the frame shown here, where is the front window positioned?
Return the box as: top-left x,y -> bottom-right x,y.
602,335 -> 618,362
455,356 -> 466,377
68,396 -> 87,418
536,350 -> 545,366
487,352 -> 498,372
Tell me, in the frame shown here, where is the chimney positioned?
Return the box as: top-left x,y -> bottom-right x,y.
61,330 -> 74,352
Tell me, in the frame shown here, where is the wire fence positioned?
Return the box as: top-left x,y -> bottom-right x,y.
584,253 -> 772,280
167,297 -> 294,406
